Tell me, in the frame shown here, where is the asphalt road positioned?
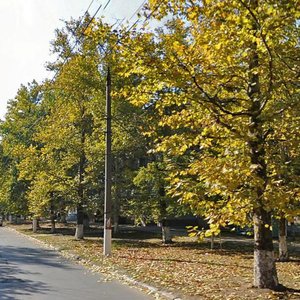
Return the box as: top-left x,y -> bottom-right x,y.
0,227 -> 152,300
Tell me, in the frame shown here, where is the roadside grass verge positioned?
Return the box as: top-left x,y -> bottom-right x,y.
7,222 -> 300,300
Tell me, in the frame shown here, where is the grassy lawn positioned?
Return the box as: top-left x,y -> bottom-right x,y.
7,222 -> 300,300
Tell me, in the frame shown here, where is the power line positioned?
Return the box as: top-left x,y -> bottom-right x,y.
98,0 -> 162,60
96,0 -> 147,53
1,0 -> 161,154
51,1 -> 104,82
128,0 -> 147,23
0,0 -> 162,185
50,0 -> 98,80
86,0 -> 96,12
103,0 -> 112,10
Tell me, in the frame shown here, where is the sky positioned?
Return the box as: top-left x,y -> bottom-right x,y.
0,0 -> 145,120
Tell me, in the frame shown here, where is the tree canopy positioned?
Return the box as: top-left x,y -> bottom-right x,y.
0,1 -> 299,290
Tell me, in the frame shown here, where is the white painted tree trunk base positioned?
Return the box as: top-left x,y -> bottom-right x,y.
32,219 -> 38,233
254,250 -> 278,288
278,236 -> 288,261
75,224 -> 84,240
103,228 -> 112,256
50,222 -> 56,234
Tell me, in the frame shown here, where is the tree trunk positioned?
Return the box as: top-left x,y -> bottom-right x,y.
161,219 -> 172,244
75,204 -> 84,240
247,0 -> 279,288
50,200 -> 56,234
290,221 -> 296,241
253,208 -> 278,289
50,218 -> 56,234
32,218 -> 38,233
159,185 -> 172,244
113,189 -> 120,235
8,214 -> 14,223
278,217 -> 288,261
75,114 -> 86,240
113,158 -> 120,235
83,214 -> 90,229
113,211 -> 119,234
113,190 -> 120,235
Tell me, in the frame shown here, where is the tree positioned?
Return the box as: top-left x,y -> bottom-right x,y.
118,0 -> 299,289
133,159 -> 190,243
270,94 -> 300,261
17,16 -> 149,240
0,81 -> 44,220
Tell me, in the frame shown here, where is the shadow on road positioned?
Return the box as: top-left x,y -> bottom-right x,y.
0,245 -> 73,268
0,245 -> 74,299
0,274 -> 50,300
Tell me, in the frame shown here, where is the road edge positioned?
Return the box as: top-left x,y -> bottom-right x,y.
6,226 -> 183,300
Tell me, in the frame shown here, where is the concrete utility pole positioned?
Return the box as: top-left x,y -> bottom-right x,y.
103,66 -> 112,256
